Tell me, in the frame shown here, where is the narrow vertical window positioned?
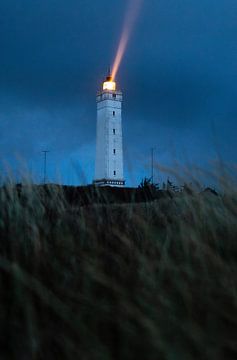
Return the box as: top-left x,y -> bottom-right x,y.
113,129 -> 116,135
114,171 -> 116,176
113,111 -> 115,116
113,149 -> 116,154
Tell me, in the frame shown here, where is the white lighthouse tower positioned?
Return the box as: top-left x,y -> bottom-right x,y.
94,73 -> 125,187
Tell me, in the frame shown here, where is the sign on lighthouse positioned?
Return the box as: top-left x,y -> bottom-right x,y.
94,73 -> 125,187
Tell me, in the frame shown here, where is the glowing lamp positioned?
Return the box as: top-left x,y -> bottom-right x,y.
103,75 -> 116,91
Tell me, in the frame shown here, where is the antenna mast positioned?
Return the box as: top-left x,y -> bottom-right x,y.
42,150 -> 49,185
151,147 -> 155,184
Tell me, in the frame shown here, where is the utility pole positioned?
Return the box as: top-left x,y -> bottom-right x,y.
42,150 -> 49,185
151,147 -> 155,184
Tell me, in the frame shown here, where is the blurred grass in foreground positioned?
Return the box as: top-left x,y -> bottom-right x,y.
0,169 -> 237,359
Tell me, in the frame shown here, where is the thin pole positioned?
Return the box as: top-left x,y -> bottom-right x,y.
151,147 -> 155,184
42,151 -> 49,184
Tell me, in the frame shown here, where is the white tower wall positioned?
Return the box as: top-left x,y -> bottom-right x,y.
94,85 -> 125,187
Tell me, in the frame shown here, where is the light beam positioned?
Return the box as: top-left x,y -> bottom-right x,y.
111,0 -> 143,81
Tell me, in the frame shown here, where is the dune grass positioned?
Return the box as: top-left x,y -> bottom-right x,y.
0,176 -> 237,359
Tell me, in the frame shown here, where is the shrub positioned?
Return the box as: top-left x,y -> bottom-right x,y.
0,178 -> 237,359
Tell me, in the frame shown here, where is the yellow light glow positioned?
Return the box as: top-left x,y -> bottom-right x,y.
103,81 -> 116,91
111,0 -> 143,80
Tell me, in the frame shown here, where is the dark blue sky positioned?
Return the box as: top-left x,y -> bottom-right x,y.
0,0 -> 236,186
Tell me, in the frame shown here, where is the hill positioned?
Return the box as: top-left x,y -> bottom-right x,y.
0,183 -> 236,359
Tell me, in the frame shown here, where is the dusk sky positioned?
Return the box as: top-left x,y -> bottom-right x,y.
0,0 -> 236,186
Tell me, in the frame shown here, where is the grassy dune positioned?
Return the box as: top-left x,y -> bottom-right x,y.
0,180 -> 237,359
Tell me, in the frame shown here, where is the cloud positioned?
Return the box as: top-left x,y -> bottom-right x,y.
0,0 -> 236,185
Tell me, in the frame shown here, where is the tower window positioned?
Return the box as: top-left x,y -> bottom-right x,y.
113,94 -> 116,99
113,129 -> 116,134
113,149 -> 116,154
114,171 -> 116,176
113,111 -> 115,116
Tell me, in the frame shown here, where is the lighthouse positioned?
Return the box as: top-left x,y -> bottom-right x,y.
94,73 -> 125,187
